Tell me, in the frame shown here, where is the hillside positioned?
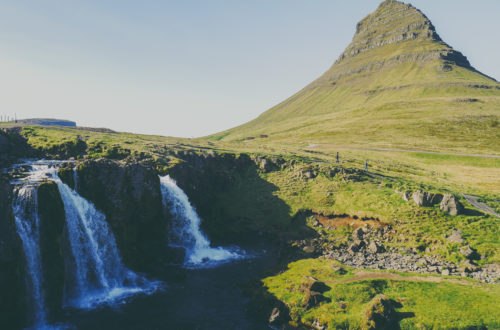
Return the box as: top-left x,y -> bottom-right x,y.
211,0 -> 500,154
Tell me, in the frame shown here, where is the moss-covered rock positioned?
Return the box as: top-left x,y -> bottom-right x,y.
0,177 -> 27,328
37,181 -> 66,321
70,159 -> 168,274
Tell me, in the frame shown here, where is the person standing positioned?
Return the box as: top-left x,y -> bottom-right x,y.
336,152 -> 339,163
364,160 -> 368,171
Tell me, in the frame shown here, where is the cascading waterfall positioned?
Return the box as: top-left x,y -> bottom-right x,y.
11,161 -> 158,320
53,171 -> 157,309
159,175 -> 244,267
12,184 -> 47,328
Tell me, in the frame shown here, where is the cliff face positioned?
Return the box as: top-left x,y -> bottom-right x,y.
167,152 -> 296,245
70,159 -> 168,273
0,178 -> 27,328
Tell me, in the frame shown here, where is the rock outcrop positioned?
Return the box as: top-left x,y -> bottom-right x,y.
440,194 -> 464,216
71,159 -> 168,274
412,190 -> 443,207
0,177 -> 27,328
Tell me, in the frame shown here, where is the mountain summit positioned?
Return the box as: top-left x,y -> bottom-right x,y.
212,0 -> 500,154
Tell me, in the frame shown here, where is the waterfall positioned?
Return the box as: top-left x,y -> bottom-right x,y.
53,172 -> 157,309
11,161 -> 158,318
11,162 -> 61,328
12,185 -> 47,328
159,175 -> 244,267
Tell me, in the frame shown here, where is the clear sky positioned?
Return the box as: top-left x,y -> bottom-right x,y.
0,0 -> 498,137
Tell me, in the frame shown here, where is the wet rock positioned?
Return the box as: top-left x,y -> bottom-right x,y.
440,194 -> 464,216
446,229 -> 464,243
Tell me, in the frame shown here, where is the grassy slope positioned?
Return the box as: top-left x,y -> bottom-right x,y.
209,2 -> 500,155
263,259 -> 500,329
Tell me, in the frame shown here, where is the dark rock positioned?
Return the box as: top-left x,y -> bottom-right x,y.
0,178 -> 27,328
352,227 -> 364,241
73,159 -> 168,274
37,181 -> 66,321
440,194 -> 464,216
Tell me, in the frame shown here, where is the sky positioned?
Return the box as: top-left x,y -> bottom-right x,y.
0,0 -> 499,137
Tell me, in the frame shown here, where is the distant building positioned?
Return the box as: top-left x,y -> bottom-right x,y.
19,118 -> 77,127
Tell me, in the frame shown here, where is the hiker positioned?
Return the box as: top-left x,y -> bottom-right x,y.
364,160 -> 368,171
336,152 -> 339,163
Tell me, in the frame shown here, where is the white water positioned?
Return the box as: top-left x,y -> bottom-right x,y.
53,171 -> 158,309
11,162 -> 62,329
11,161 -> 158,318
159,175 -> 244,267
12,185 -> 47,327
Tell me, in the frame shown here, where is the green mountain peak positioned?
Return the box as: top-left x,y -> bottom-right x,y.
212,1 -> 500,154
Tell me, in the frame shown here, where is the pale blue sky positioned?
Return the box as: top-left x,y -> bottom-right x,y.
0,1 -> 498,137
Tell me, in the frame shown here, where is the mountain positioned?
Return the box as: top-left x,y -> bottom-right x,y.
211,0 -> 500,154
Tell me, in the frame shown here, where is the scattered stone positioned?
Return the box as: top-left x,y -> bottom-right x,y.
303,246 -> 316,254
440,194 -> 464,216
446,229 -> 464,243
441,269 -> 450,276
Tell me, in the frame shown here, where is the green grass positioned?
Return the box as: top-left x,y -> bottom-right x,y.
263,259 -> 500,329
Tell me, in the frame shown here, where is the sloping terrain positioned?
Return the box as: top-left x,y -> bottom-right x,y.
212,0 -> 500,154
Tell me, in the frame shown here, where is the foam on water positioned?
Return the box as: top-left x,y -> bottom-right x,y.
159,175 -> 246,268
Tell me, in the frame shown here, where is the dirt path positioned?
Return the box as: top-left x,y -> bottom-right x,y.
306,144 -> 500,159
463,194 -> 500,218
331,270 -> 480,286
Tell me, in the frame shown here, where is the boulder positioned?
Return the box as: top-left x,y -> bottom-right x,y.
352,227 -> 364,241
368,241 -> 382,253
401,191 -> 412,201
459,245 -> 477,260
440,194 -> 464,216
412,190 -> 443,207
446,229 -> 464,243
303,246 -> 316,254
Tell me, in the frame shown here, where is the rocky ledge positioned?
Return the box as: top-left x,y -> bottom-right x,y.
297,225 -> 500,284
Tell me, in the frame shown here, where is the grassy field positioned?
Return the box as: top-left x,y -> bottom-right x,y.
263,259 -> 500,329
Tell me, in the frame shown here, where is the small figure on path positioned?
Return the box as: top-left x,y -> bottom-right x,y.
336,152 -> 339,163
364,160 -> 368,171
